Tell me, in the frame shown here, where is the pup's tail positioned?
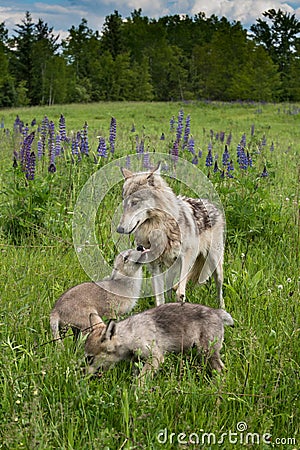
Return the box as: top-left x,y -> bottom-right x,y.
49,311 -> 61,341
218,309 -> 234,327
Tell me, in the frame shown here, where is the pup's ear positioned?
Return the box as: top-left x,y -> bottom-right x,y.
89,313 -> 104,330
105,320 -> 116,340
121,167 -> 133,179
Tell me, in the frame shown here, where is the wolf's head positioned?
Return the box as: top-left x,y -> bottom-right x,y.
117,163 -> 177,235
111,247 -> 149,278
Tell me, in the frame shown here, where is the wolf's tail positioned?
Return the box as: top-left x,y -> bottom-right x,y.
218,309 -> 234,327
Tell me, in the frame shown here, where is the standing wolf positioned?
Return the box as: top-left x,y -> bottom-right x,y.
117,163 -> 225,308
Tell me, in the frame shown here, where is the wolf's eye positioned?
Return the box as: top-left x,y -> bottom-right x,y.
130,199 -> 138,207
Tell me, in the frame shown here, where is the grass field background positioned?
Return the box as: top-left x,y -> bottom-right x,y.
0,101 -> 299,449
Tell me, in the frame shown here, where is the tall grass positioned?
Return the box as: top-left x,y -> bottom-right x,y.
0,101 -> 299,449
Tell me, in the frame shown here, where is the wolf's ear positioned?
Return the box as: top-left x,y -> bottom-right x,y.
147,161 -> 161,179
105,320 -> 116,340
121,167 -> 133,179
89,313 -> 104,330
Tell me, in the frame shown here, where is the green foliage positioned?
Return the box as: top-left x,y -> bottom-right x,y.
1,8 -> 300,104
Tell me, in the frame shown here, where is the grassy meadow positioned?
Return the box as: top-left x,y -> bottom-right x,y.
0,101 -> 299,449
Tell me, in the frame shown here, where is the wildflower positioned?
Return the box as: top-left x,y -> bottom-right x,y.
247,151 -> 253,167
31,118 -> 36,127
198,150 -> 202,158
72,135 -> 79,155
81,122 -> 89,156
37,140 -> 43,159
1,117 -> 4,128
26,151 -> 36,180
213,161 -> 219,173
97,137 -> 107,157
222,145 -> 230,166
238,146 -> 248,170
125,155 -> 131,168
59,114 -> 67,141
192,155 -> 198,165
226,132 -> 232,146
48,121 -> 55,166
160,133 -> 165,140
138,139 -> 144,154
55,134 -> 61,156
48,162 -> 56,173
183,114 -> 190,146
277,284 -> 283,290
188,137 -> 195,154
240,133 -> 246,147
40,116 -> 49,154
261,165 -> 268,177
176,109 -> 184,142
219,131 -> 225,143
13,156 -> 18,168
171,140 -> 179,163
143,152 -> 150,168
170,115 -> 176,131
205,146 -> 213,167
20,132 -> 35,172
109,117 -> 116,153
261,135 -> 267,146
220,169 -> 225,178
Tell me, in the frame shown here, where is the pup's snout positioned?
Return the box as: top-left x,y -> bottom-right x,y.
117,226 -> 125,234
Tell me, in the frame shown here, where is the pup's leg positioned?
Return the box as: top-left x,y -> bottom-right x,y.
150,264 -> 165,305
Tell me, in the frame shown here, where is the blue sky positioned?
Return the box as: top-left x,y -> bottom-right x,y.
1,1 -> 300,41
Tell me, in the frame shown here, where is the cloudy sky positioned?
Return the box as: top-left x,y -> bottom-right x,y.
1,1 -> 300,41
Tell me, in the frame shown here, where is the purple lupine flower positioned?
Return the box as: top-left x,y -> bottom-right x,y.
210,129 -> 214,140
80,122 -> 89,155
1,118 -> 4,128
138,139 -> 144,154
240,133 -> 246,147
226,132 -> 232,146
59,114 -> 67,141
14,115 -> 23,133
219,131 -> 225,143
206,145 -> 213,167
227,160 -> 234,177
222,145 -> 230,166
20,132 -> 35,172
192,155 -> 198,165
26,151 -> 36,180
198,150 -> 202,158
214,161 -> 219,173
261,165 -> 268,177
48,162 -> 57,173
220,169 -> 225,179
188,137 -> 195,154
160,132 -> 165,140
72,135 -> 79,155
97,137 -> 107,157
109,117 -> 116,153
143,152 -> 150,169
170,116 -> 176,131
238,147 -> 248,170
55,134 -> 61,156
171,140 -> 179,163
183,114 -> 190,147
251,124 -> 255,136
261,135 -> 267,147
40,116 -> 49,155
31,118 -> 36,127
270,142 -> 274,152
176,109 -> 184,142
36,140 -> 42,159
48,121 -> 55,166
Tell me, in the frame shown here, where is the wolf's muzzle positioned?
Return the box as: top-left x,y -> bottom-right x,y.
117,226 -> 125,234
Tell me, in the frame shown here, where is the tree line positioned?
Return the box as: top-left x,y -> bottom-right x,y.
1,8 -> 300,106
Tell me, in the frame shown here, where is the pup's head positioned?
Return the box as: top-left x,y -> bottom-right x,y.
112,247 -> 149,277
85,314 -> 120,374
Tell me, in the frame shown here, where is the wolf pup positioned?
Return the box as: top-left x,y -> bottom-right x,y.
85,302 -> 233,377
117,163 -> 225,307
50,247 -> 148,342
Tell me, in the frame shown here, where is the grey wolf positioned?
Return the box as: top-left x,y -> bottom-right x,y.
50,247 -> 148,342
85,302 -> 234,377
117,163 -> 225,307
